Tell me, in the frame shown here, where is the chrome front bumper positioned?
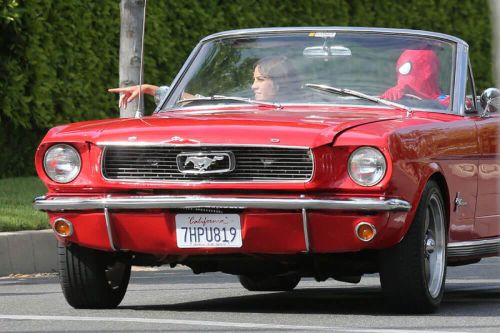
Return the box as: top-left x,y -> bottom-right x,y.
33,195 -> 411,212
35,194 -> 411,253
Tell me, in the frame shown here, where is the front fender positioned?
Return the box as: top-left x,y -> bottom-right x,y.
388,161 -> 446,243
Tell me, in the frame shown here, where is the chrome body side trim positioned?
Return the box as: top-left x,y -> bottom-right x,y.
33,195 -> 411,212
302,208 -> 310,252
448,237 -> 500,257
104,208 -> 118,251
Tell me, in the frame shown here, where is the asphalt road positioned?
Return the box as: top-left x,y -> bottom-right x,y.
0,257 -> 499,333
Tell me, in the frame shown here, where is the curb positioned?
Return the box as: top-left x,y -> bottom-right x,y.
0,229 -> 58,277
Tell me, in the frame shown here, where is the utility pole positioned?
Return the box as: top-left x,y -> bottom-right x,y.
119,0 -> 145,118
491,0 -> 500,87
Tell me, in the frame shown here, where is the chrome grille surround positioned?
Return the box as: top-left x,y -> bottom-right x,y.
101,145 -> 314,183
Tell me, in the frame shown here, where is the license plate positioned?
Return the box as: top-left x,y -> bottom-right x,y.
175,213 -> 242,248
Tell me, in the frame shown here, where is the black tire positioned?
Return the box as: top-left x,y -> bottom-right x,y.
58,243 -> 131,309
239,274 -> 300,291
379,180 -> 448,313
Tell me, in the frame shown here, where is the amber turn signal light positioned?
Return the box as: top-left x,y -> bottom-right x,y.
53,218 -> 73,237
355,222 -> 376,242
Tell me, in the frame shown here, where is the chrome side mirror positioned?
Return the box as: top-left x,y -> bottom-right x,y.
480,87 -> 500,115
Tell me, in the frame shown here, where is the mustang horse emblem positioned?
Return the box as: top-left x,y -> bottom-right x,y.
184,156 -> 224,171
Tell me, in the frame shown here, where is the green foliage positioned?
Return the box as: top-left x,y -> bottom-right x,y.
0,0 -> 494,178
0,0 -> 21,24
0,121 -> 46,177
0,177 -> 49,231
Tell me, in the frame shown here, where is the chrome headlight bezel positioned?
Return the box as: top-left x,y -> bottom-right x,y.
43,144 -> 81,183
348,147 -> 387,187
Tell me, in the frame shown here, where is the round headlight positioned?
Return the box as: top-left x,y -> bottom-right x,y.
43,144 -> 81,183
348,147 -> 387,186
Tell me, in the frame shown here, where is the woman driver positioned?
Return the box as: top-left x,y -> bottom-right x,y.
251,56 -> 301,101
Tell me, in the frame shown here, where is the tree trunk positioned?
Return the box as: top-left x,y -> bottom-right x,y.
491,0 -> 500,87
119,0 -> 145,118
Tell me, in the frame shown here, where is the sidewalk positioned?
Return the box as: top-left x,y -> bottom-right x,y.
0,229 -> 57,277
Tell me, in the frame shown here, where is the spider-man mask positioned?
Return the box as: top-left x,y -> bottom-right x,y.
381,49 -> 442,101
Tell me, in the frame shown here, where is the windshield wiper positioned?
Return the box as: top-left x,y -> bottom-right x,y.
305,83 -> 412,115
176,95 -> 283,110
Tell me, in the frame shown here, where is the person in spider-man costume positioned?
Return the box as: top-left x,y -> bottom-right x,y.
381,49 -> 450,107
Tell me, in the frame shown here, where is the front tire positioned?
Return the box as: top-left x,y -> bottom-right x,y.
58,243 -> 131,309
239,274 -> 300,291
380,180 -> 447,313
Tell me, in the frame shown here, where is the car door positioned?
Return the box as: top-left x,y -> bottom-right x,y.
475,109 -> 500,238
472,67 -> 500,238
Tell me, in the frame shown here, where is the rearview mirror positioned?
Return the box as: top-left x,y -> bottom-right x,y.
303,45 -> 352,58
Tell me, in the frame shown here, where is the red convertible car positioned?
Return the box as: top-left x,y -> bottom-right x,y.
34,27 -> 499,313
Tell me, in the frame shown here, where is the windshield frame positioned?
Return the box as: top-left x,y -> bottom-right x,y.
155,27 -> 468,116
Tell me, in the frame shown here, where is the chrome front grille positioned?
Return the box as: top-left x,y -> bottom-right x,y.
101,146 -> 313,182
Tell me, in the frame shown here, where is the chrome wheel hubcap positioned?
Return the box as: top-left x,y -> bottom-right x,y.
423,192 -> 446,298
425,236 -> 436,255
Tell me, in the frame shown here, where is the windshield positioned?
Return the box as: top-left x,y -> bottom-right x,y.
163,31 -> 455,112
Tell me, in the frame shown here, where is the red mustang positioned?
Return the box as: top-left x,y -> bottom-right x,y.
34,27 -> 500,313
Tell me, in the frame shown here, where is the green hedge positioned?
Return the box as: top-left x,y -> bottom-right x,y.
0,0 -> 493,177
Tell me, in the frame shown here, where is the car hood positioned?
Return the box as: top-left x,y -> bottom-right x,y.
45,107 -> 402,148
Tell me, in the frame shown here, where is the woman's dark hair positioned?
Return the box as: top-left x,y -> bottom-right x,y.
254,56 -> 301,98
